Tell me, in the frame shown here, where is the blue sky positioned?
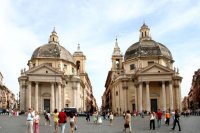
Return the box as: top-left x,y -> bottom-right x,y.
1,0 -> 200,107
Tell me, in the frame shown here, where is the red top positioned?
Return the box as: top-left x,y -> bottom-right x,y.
58,112 -> 67,123
156,111 -> 162,119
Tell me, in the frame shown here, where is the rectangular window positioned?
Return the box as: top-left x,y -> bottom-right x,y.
130,64 -> 135,70
116,91 -> 118,96
64,64 -> 67,69
148,61 -> 154,66
46,63 -> 52,67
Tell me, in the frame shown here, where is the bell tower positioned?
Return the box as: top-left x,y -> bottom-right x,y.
111,38 -> 123,71
73,44 -> 86,74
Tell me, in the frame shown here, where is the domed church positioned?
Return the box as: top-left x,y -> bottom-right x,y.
102,23 -> 182,114
18,29 -> 97,113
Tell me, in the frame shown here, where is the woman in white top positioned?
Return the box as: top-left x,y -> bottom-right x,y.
109,112 -> 114,125
149,112 -> 155,130
69,113 -> 76,133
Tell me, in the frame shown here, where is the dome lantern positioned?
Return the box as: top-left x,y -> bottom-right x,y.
124,23 -> 173,61
139,23 -> 152,42
48,27 -> 59,44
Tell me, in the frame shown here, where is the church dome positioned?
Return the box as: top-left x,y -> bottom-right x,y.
124,24 -> 173,61
31,29 -> 75,64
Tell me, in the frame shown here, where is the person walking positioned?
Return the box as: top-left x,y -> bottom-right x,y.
165,111 -> 170,126
69,113 -> 76,133
171,110 -> 175,124
149,112 -> 155,130
156,109 -> 162,128
172,110 -> 181,131
109,112 -> 114,125
45,110 -> 51,126
34,111 -> 40,133
26,108 -> 34,133
86,112 -> 90,122
53,109 -> 59,133
58,109 -> 67,133
123,110 -> 132,133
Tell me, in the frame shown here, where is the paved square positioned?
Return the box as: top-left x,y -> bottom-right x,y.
0,115 -> 199,133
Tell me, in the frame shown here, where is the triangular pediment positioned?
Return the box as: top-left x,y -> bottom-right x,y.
27,64 -> 61,75
139,63 -> 174,74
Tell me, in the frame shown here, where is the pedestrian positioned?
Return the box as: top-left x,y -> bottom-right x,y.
109,112 -> 114,125
172,110 -> 181,131
53,109 -> 59,133
45,110 -> 51,126
69,113 -> 76,133
58,109 -> 67,133
34,111 -> 40,133
26,108 -> 34,133
165,110 -> 170,126
123,110 -> 132,133
92,112 -> 97,124
149,112 -> 155,130
156,109 -> 162,128
171,110 -> 175,124
97,114 -> 102,124
86,112 -> 90,122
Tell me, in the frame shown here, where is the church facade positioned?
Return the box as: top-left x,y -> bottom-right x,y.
18,29 -> 97,113
102,24 -> 182,114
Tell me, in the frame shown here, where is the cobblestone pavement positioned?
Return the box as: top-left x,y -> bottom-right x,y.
0,115 -> 200,133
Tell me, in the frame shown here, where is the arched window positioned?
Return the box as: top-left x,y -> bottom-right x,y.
76,61 -> 80,71
116,59 -> 120,69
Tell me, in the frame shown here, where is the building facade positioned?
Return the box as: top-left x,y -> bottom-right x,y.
102,24 -> 182,114
187,69 -> 200,109
18,29 -> 97,113
0,72 -> 16,109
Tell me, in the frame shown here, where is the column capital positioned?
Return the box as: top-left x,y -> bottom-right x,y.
162,81 -> 166,84
122,86 -> 128,90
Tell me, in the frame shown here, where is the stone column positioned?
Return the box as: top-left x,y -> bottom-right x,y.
134,86 -> 138,111
73,87 -> 77,107
19,82 -> 25,111
55,84 -> 58,110
162,81 -> 166,111
35,82 -> 39,112
51,83 -> 55,113
138,82 -> 143,112
28,82 -> 32,108
178,81 -> 182,111
146,82 -> 150,112
58,83 -> 61,112
176,86 -> 179,110
169,81 -> 174,110
123,86 -> 127,111
63,85 -> 66,108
